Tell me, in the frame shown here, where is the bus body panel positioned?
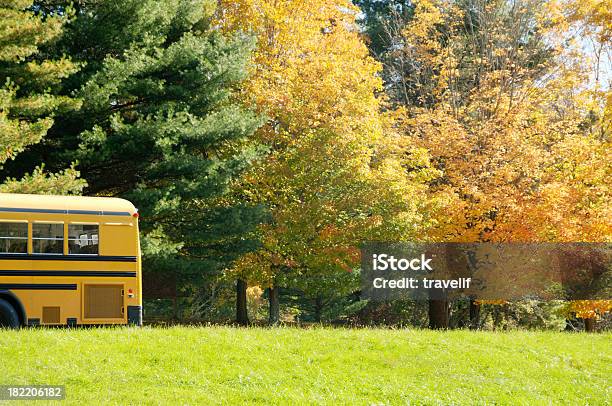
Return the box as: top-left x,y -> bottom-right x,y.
0,194 -> 142,326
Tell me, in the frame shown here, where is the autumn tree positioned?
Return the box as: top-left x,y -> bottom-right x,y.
384,0 -> 610,328
545,0 -> 612,331
0,0 -> 84,194
216,0 -> 439,324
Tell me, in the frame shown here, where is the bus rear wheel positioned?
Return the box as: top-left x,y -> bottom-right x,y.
0,299 -> 19,329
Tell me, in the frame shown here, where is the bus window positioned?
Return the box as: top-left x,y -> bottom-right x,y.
32,223 -> 64,254
0,222 -> 28,253
68,224 -> 99,255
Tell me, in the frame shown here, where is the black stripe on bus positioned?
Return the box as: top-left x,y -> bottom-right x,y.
0,283 -> 77,290
0,207 -> 132,216
0,270 -> 137,277
0,254 -> 137,262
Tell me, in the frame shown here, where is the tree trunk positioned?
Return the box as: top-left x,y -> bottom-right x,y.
583,318 -> 596,332
173,297 -> 179,321
236,279 -> 249,326
428,299 -> 449,329
269,285 -> 280,326
428,244 -> 458,330
492,305 -> 502,330
314,296 -> 323,323
469,299 -> 481,330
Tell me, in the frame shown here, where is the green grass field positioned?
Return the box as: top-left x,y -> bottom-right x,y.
0,327 -> 610,405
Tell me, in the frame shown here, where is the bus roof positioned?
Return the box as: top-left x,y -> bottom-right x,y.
0,193 -> 137,216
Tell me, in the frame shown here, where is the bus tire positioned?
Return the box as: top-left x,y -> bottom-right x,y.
0,298 -> 20,329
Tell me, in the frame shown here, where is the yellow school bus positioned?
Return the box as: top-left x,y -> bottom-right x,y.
0,193 -> 142,328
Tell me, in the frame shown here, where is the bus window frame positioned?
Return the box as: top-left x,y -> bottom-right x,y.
67,222 -> 100,256
31,220 -> 65,255
0,219 -> 29,255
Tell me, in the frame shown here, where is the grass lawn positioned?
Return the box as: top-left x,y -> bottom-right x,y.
0,327 -> 610,405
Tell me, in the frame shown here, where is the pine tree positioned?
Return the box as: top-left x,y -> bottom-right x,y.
0,0 -> 83,193
11,0 -> 265,298
354,1 -> 415,79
